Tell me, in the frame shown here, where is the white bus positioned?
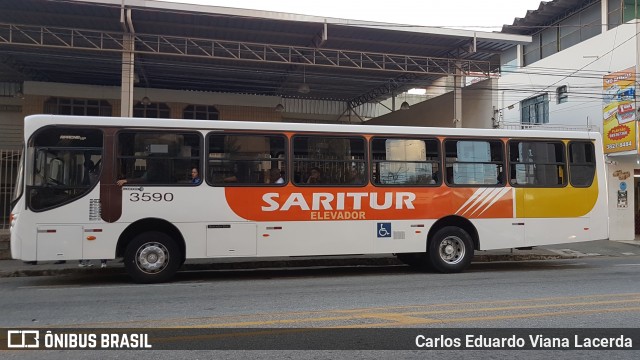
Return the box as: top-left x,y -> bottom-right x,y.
10,115 -> 608,283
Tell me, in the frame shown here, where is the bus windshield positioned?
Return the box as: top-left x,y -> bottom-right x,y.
26,127 -> 103,211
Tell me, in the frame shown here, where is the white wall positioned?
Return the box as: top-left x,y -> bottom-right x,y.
365,79 -> 496,128
499,21 -> 639,241
607,158 -> 636,240
500,22 -> 636,128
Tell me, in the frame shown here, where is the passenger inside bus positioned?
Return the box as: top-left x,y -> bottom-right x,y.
191,167 -> 201,184
117,158 -> 170,186
346,166 -> 364,185
268,168 -> 284,184
82,158 -> 100,186
306,167 -> 324,184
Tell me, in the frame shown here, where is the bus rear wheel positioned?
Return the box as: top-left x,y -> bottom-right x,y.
124,231 -> 181,283
428,226 -> 473,273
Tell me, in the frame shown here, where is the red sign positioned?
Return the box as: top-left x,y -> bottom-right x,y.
608,124 -> 631,141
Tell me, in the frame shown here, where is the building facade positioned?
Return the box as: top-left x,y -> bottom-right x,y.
500,0 -> 640,240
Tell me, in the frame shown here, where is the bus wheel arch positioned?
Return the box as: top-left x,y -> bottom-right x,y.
426,216 -> 478,273
117,218 -> 186,283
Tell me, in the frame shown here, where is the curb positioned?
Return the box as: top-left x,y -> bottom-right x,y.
0,253 -> 577,278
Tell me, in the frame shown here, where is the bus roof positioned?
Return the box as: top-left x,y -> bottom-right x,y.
25,114 -> 601,141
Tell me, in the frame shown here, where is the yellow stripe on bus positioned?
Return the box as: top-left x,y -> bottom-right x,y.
515,175 -> 598,218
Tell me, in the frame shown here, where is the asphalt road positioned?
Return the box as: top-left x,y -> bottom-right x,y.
2,255 -> 640,359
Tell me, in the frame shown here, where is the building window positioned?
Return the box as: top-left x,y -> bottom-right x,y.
557,85 -> 568,104
623,0 -> 638,22
609,0 -> 639,29
541,27 -> 558,58
133,102 -> 170,118
580,3 -> 602,41
609,0 -> 623,29
44,97 -> 112,116
0,82 -> 22,97
523,33 -> 541,66
521,94 -> 549,125
183,105 -> 219,120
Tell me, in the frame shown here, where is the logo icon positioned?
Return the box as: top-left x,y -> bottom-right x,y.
7,330 -> 40,348
377,223 -> 391,238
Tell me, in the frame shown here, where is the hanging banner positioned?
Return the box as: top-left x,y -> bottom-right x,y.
603,67 -> 636,154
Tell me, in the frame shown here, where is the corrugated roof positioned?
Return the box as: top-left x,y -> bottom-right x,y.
501,0 -> 597,35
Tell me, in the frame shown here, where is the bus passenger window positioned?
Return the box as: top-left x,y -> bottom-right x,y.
207,133 -> 287,186
508,140 -> 566,187
371,137 -> 439,186
568,141 -> 595,187
292,135 -> 366,186
117,132 -> 201,186
444,139 -> 503,186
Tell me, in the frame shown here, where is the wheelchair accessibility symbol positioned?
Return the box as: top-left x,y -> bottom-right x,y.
377,223 -> 391,238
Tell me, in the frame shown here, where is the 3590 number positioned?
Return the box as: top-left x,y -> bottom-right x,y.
129,192 -> 174,202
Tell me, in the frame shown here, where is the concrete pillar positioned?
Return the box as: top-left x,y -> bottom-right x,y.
120,33 -> 134,117
601,0 -> 608,34
453,64 -> 462,128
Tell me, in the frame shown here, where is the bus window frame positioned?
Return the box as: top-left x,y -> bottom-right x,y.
443,137 -> 506,188
507,139 -> 567,188
568,140 -> 596,188
205,131 -> 288,187
25,125 -> 105,212
115,129 -> 203,187
291,133 -> 368,187
370,135 -> 441,187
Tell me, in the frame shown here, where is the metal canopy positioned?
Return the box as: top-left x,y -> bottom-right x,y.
0,0 -> 531,103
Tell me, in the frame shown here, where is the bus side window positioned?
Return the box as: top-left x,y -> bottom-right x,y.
207,133 -> 287,186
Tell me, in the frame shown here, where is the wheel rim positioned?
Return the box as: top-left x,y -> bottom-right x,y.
438,236 -> 465,265
135,242 -> 169,274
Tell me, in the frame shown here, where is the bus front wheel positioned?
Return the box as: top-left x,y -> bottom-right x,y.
428,226 -> 473,273
124,231 -> 181,283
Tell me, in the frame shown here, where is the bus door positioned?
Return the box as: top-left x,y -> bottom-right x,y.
206,222 -> 257,256
509,188 -> 526,248
521,187 -> 591,246
514,141 -> 595,246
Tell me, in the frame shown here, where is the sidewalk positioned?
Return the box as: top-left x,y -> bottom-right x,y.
1,239 -> 639,279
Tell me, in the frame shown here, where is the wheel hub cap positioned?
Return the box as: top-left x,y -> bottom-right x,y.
136,242 -> 168,274
444,244 -> 455,255
439,236 -> 465,264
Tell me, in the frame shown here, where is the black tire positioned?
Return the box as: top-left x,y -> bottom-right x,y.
124,231 -> 181,283
428,226 -> 474,273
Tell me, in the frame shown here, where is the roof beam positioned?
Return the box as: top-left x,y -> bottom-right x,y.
347,73 -> 418,109
0,23 -> 493,77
